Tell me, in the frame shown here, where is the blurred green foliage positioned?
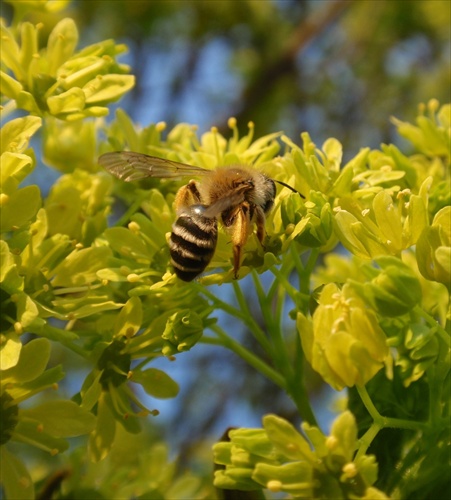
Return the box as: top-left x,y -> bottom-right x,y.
1,1 -> 450,499
52,0 -> 451,151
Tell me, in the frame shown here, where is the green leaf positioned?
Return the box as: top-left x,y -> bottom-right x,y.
322,137 -> 342,171
0,240 -> 24,293
368,256 -> 422,316
0,447 -> 34,500
333,210 -> 371,259
103,227 -> 151,263
406,192 -> 428,246
81,371 -> 102,411
435,246 -> 451,275
19,22 -> 39,71
0,333 -> 22,371
51,246 -> 112,287
45,184 -> 84,237
252,462 -> 313,496
9,365 -> 65,401
83,74 -> 135,104
417,226 -> 447,284
2,337 -> 50,383
58,55 -> 109,89
0,23 -> 24,80
43,118 -> 97,173
16,292 -> 43,329
47,18 -> 79,76
166,475 -> 204,500
330,411 -> 358,462
0,185 -> 41,232
331,165 -> 354,197
229,428 -> 275,460
0,70 -> 23,99
13,418 -> 69,453
69,300 -> 124,319
0,116 -> 42,155
47,87 -> 86,115
21,400 -> 96,437
301,423 -> 328,458
373,190 -> 403,252
0,152 -> 34,194
89,391 -> 116,462
214,468 -> 260,491
114,296 -> 142,338
131,368 -> 179,399
15,90 -> 41,114
263,414 -> 315,462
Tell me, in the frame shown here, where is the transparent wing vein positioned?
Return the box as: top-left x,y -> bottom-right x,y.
99,152 -> 211,181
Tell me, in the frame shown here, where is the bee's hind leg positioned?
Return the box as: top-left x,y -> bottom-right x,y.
230,204 -> 252,279
254,205 -> 267,250
174,180 -> 203,211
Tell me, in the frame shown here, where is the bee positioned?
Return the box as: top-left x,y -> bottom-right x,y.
99,151 -> 302,281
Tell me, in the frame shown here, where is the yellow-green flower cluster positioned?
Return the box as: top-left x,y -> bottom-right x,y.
1,116 -> 42,232
59,433 -> 213,499
417,206 -> 451,289
298,283 -> 389,391
213,411 -> 389,499
1,16 -> 134,120
312,252 -> 448,387
0,338 -> 95,500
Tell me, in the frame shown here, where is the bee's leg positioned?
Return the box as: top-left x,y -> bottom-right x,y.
231,203 -> 251,279
174,180 -> 202,211
254,205 -> 266,248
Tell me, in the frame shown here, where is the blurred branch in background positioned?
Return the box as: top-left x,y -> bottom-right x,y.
62,0 -> 450,154
232,0 -> 352,135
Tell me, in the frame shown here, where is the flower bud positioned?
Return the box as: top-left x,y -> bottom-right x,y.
416,206 -> 451,288
366,256 -> 422,316
161,309 -> 203,355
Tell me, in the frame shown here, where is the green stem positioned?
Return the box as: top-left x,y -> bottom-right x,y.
356,422 -> 381,458
303,248 -> 320,286
358,384 -> 425,429
269,264 -> 300,305
286,377 -> 318,426
382,416 -> 429,432
114,195 -> 146,227
253,268 -> 317,425
285,329 -> 317,426
203,325 -> 286,389
251,269 -> 290,376
426,363 -> 447,426
201,284 -> 273,355
415,306 -> 450,347
356,384 -> 381,421
271,280 -> 294,378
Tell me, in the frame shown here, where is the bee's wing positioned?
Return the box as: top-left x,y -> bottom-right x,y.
99,151 -> 211,181
202,192 -> 247,219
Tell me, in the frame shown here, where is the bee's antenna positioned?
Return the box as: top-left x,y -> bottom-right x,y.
274,179 -> 305,199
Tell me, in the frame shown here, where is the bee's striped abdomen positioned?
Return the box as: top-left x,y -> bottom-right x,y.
169,205 -> 218,281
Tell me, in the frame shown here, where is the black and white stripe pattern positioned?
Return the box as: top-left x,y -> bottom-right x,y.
169,205 -> 218,281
